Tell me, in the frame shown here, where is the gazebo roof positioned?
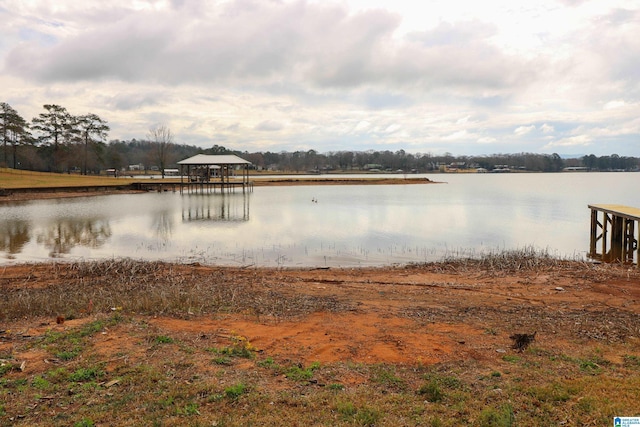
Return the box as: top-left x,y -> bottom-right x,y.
177,154 -> 251,165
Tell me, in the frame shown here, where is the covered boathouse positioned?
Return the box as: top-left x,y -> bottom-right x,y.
177,154 -> 253,194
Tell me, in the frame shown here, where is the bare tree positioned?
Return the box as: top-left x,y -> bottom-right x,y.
148,124 -> 173,178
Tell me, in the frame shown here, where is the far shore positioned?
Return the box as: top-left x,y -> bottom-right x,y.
0,176 -> 438,202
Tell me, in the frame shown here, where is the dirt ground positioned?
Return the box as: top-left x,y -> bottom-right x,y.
2,260 -> 639,369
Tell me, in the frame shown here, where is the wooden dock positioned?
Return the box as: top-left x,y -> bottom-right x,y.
179,180 -> 253,194
589,204 -> 640,267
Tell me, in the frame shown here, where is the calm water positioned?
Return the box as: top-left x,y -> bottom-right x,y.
1,173 -> 638,267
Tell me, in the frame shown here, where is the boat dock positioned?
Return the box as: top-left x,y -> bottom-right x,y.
177,154 -> 253,195
588,204 -> 640,267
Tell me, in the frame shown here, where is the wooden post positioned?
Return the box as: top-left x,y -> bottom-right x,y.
611,214 -> 624,262
590,209 -> 598,259
603,212 -> 610,261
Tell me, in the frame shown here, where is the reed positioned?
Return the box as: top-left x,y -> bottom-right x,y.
1,259 -> 350,321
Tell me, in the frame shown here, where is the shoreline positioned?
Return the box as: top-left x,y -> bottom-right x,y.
0,176 -> 437,202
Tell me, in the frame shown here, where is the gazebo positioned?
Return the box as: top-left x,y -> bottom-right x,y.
177,154 -> 253,194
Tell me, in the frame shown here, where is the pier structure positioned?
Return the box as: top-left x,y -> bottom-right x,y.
177,154 -> 253,194
588,204 -> 640,267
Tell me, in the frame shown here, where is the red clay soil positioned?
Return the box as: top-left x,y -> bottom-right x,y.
2,261 -> 639,369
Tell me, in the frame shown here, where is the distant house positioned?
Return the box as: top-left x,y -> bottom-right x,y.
563,167 -> 589,172
363,164 -> 383,171
448,162 -> 466,170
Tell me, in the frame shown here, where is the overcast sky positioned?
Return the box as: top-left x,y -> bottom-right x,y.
1,0 -> 639,156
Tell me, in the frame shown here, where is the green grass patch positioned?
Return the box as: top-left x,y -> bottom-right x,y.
285,362 -> 320,381
336,401 -> 381,426
177,402 -> 200,416
56,349 -> 81,361
527,382 -> 575,403
0,363 -> 14,377
212,356 -> 232,365
154,335 -> 174,344
257,357 -> 278,368
208,334 -> 256,359
371,365 -> 406,390
502,354 -> 520,363
31,375 -> 51,390
417,380 -> 444,403
224,383 -> 246,399
69,367 -> 104,382
477,403 -> 515,427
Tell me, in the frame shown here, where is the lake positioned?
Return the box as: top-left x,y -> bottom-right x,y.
1,172 -> 638,267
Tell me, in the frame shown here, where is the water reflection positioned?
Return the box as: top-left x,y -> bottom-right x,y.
0,220 -> 30,258
35,219 -> 112,257
181,193 -> 250,222
152,209 -> 174,241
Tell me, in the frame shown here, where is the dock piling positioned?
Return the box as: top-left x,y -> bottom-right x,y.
588,204 -> 640,267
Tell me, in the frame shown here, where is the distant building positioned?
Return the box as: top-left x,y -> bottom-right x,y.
563,167 -> 589,172
363,164 -> 383,171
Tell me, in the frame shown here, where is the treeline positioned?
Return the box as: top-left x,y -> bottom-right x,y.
103,142 -> 639,173
1,103 -> 110,173
2,102 -> 638,174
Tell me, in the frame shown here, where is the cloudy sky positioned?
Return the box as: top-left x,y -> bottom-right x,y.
1,0 -> 639,156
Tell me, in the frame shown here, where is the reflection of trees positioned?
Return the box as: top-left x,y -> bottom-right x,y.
0,220 -> 30,257
152,209 -> 174,240
36,219 -> 111,257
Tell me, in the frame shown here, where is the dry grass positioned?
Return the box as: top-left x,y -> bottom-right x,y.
0,168 -> 136,189
0,259 -> 350,322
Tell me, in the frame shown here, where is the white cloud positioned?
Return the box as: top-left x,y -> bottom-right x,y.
544,134 -> 592,149
0,0 -> 639,156
255,120 -> 285,132
477,137 -> 497,144
603,100 -> 626,110
444,130 -> 469,140
540,123 -> 554,133
514,125 -> 536,136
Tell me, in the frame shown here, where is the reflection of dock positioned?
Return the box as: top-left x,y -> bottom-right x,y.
589,204 -> 640,266
182,194 -> 250,222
